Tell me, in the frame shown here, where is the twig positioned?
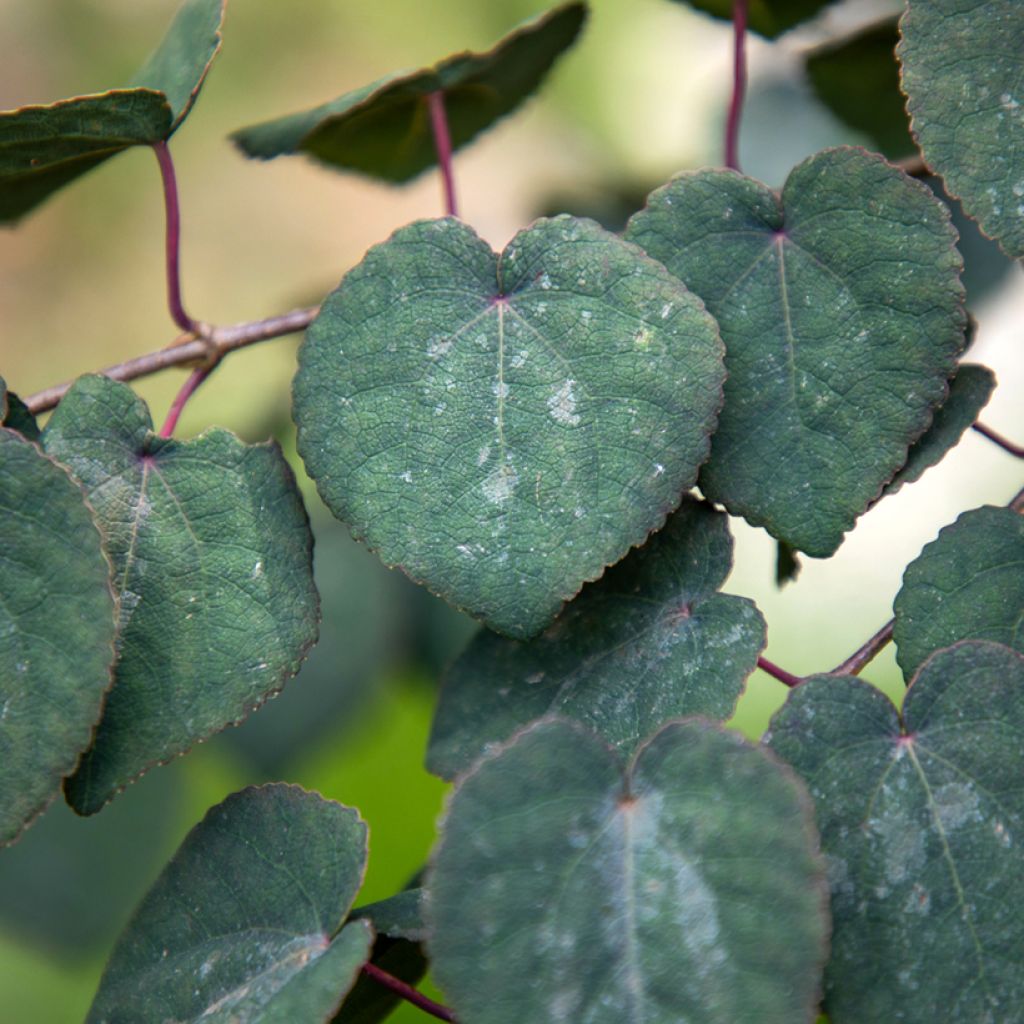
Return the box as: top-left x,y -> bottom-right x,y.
724,0 -> 748,171
757,655 -> 801,688
159,364 -> 217,438
427,91 -> 459,218
152,141 -> 199,334
830,619 -> 894,677
973,421 -> 1024,459
361,962 -> 456,1022
24,305 -> 319,415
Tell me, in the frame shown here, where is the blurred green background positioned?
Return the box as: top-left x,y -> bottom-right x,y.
1,0 -> 1022,1019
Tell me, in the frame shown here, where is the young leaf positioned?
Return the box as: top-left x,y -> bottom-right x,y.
426,498 -> 765,779
767,641 -> 1024,1022
894,505 -> 1024,679
668,0 -> 832,39
882,364 -> 995,497
293,215 -> 725,638
428,718 -> 828,1023
0,429 -> 116,845
87,784 -> 373,1023
350,889 -> 426,943
0,0 -> 225,224
42,375 -> 319,815
626,147 -> 966,556
899,0 -> 1024,257
231,2 -> 585,183
0,375 -> 39,440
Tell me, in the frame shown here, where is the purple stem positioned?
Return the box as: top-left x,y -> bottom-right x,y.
831,619 -> 894,677
972,421 -> 1024,459
152,141 -> 198,334
361,962 -> 456,1022
757,656 -> 802,689
159,366 -> 212,439
724,0 -> 748,171
427,91 -> 459,218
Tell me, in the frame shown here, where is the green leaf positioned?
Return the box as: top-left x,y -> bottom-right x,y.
0,376 -> 39,440
776,539 -> 802,587
130,0 -> 226,129
0,429 -> 116,845
87,784 -> 373,1023
428,718 -> 828,1023
893,505 -> 1024,679
0,0 -> 225,224
294,215 -> 724,638
767,641 -> 1024,1022
41,375 -> 319,814
332,937 -> 427,1024
231,2 -> 586,183
882,364 -> 995,497
350,889 -> 426,943
625,147 -> 966,556
669,0 -> 833,39
805,16 -> 915,160
426,498 -> 764,779
899,0 -> 1024,257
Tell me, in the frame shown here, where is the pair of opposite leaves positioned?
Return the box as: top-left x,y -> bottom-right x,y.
295,146 -> 966,638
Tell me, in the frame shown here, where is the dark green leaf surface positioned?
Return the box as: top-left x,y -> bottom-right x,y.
767,642 -> 1024,1022
0,0 -> 225,223
130,0 -> 226,129
776,539 -> 802,587
894,505 -> 1024,678
427,499 -> 764,779
428,718 -> 828,1024
332,937 -> 427,1024
231,3 -> 586,183
626,147 -> 966,556
87,784 -> 373,1023
0,376 -> 40,440
883,364 -> 995,496
350,889 -> 426,942
0,429 -> 116,845
899,0 -> 1024,257
669,0 -> 833,39
806,16 -> 915,160
42,375 -> 319,814
294,215 -> 724,638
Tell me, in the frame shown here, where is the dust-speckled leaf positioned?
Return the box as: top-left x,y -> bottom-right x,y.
0,376 -> 39,440
883,364 -> 995,496
669,0 -> 833,39
427,499 -> 764,779
87,785 -> 373,1023
806,16 -> 915,160
899,0 -> 1024,257
428,718 -> 828,1024
294,215 -> 724,639
894,505 -> 1024,679
626,147 -> 966,556
349,889 -> 426,942
0,0 -> 224,224
231,3 -> 585,183
767,641 -> 1024,1023
42,375 -> 319,814
0,429 -> 116,845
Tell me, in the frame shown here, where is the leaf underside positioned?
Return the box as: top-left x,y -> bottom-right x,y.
768,641 -> 1024,1023
669,0 -> 833,39
42,375 -> 319,815
0,429 -> 116,845
626,147 -> 966,556
428,717 -> 829,1023
293,215 -> 725,638
427,498 -> 765,779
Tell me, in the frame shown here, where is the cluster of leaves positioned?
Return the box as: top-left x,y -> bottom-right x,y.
2,0 -> 1023,1022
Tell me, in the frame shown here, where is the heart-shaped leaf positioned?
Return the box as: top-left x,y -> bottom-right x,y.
882,364 -> 995,497
0,0 -> 225,224
767,641 -> 1024,1023
894,504 -> 1024,679
0,375 -> 39,440
87,784 -> 373,1023
626,147 -> 966,556
427,498 -> 764,779
231,3 -> 585,184
899,0 -> 1024,257
668,0 -> 832,39
294,215 -> 724,638
0,429 -> 116,845
42,375 -> 319,814
428,718 -> 828,1023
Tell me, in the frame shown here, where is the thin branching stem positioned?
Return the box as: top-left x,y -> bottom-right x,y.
973,421 -> 1024,459
153,141 -> 198,334
159,365 -> 217,438
361,962 -> 457,1022
428,91 -> 459,218
757,656 -> 801,688
724,0 -> 748,171
830,619 -> 894,677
